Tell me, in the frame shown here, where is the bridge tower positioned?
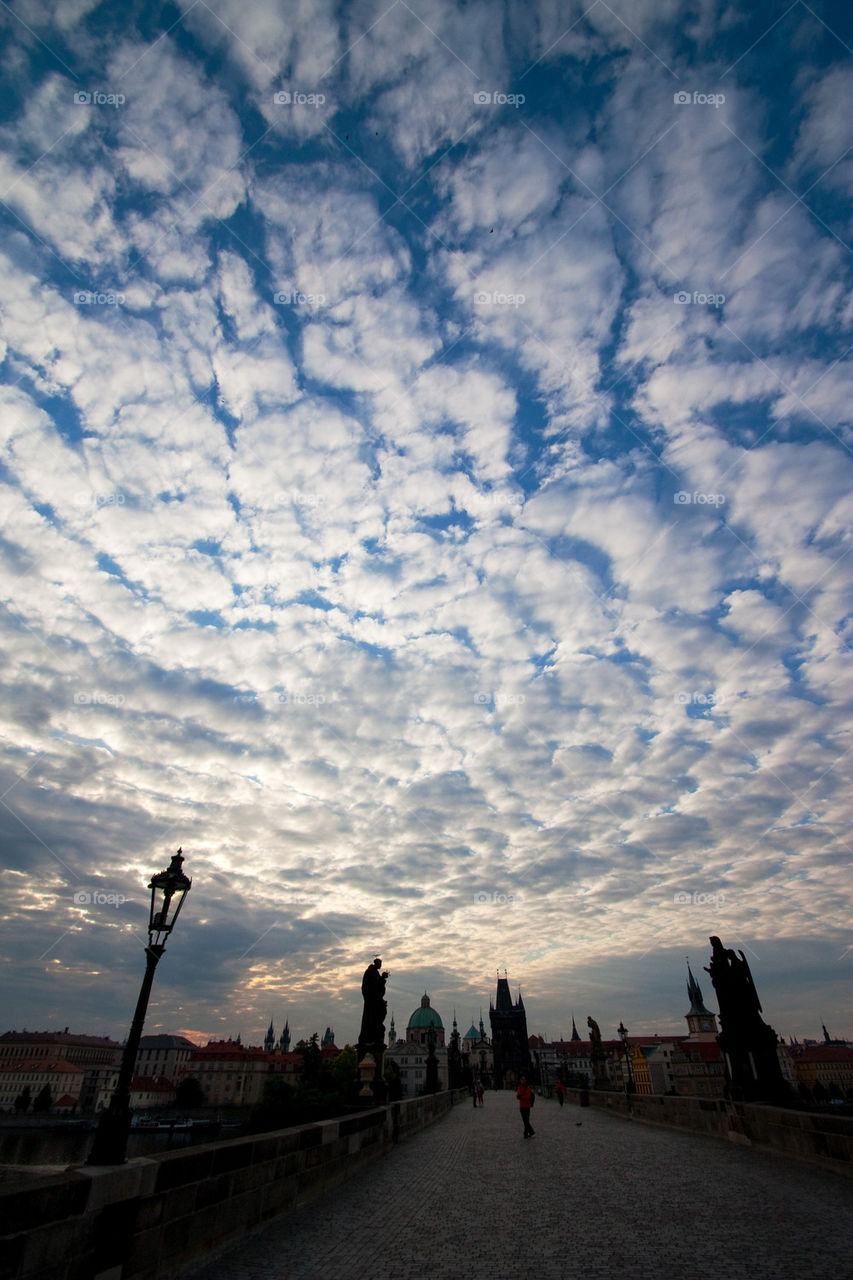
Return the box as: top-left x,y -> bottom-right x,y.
489,971 -> 532,1089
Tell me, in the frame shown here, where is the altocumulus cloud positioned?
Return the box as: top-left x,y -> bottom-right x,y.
0,0 -> 851,1045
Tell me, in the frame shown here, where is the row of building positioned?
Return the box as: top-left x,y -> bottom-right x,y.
383,968 -> 853,1103
0,1026 -> 340,1115
2,964 -> 851,1114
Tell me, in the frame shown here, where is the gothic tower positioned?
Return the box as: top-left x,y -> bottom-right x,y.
684,961 -> 718,1040
489,972 -> 532,1088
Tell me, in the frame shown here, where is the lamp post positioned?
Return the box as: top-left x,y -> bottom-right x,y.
617,1020 -> 635,1095
87,850 -> 191,1166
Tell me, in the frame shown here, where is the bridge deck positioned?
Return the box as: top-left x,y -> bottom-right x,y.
190,1092 -> 852,1279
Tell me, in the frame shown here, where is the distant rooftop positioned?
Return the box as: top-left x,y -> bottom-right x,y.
138,1034 -> 199,1049
0,1029 -> 121,1047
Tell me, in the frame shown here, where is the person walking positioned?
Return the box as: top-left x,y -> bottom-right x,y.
516,1075 -> 535,1138
476,1081 -> 484,1106
554,1079 -> 566,1107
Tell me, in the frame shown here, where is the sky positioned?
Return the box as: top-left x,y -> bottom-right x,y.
1,0 -> 852,1054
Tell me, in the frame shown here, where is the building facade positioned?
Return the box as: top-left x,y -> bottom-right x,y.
185,1040 -> 272,1108
384,994 -> 448,1097
789,1045 -> 853,1100
0,1030 -> 121,1113
0,1059 -> 85,1113
134,1034 -> 198,1086
129,1075 -> 177,1110
462,1016 -> 493,1085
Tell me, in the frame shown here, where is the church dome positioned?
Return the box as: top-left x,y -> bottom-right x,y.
407,992 -> 444,1030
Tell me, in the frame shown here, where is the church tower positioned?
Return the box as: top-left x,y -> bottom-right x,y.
685,961 -> 718,1040
278,1020 -> 291,1053
264,1019 -> 275,1054
489,972 -> 532,1088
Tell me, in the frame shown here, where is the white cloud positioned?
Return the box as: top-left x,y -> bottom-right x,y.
1,0 -> 851,1046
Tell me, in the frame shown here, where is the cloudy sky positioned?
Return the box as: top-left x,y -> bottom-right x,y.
1,0 -> 851,1053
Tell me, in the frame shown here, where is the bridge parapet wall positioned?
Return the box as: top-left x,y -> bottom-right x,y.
1,1089 -> 469,1280
565,1087 -> 853,1174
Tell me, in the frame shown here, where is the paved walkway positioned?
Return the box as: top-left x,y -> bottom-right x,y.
190,1093 -> 853,1280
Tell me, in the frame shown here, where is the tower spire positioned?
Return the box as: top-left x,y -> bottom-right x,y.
684,960 -> 717,1040
686,959 -> 712,1015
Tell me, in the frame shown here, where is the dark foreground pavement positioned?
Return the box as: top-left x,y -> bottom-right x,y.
187,1092 -> 853,1280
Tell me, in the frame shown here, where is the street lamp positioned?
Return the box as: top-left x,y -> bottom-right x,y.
87,850 -> 191,1165
617,1020 -> 636,1095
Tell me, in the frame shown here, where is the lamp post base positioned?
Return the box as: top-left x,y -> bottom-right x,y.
87,1104 -> 133,1166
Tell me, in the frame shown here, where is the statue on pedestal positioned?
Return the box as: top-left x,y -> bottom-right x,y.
424,1020 -> 440,1095
587,1015 -> 608,1089
705,935 -> 785,1102
357,956 -> 389,1104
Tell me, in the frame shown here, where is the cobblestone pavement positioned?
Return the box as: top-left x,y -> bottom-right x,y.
189,1094 -> 853,1280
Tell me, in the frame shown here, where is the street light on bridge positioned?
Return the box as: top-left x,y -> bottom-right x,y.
87,850 -> 192,1166
617,1020 -> 636,1095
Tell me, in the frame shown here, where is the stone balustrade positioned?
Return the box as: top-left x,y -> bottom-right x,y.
1,1089 -> 469,1280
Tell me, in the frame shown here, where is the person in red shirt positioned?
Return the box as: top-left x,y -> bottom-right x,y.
516,1075 -> 535,1137
554,1079 -> 566,1107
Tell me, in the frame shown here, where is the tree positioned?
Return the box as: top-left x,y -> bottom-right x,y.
14,1085 -> 32,1114
247,1076 -> 299,1133
33,1084 -> 53,1113
328,1045 -> 357,1086
174,1077 -> 205,1109
297,1033 -> 322,1086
